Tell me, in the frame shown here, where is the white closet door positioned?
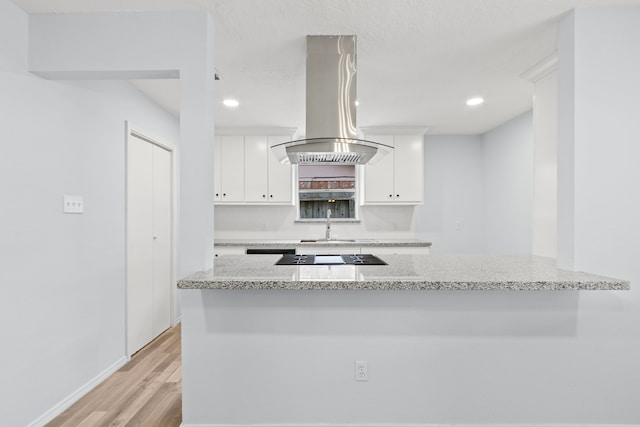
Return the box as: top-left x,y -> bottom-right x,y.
151,145 -> 171,338
127,135 -> 154,355
127,133 -> 172,356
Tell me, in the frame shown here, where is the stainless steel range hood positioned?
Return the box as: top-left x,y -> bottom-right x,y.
271,35 -> 392,165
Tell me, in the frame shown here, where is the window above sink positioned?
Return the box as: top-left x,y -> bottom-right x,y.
297,165 -> 359,221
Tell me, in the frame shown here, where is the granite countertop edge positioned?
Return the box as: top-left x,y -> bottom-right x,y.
215,239 -> 432,248
178,279 -> 629,291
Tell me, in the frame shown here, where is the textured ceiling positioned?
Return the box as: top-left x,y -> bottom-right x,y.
11,0 -> 640,134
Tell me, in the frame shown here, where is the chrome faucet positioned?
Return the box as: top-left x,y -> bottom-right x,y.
325,208 -> 332,240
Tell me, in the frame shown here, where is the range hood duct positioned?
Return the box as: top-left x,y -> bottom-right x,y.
271,35 -> 391,165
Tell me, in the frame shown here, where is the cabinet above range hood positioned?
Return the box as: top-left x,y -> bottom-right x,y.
271,35 -> 392,165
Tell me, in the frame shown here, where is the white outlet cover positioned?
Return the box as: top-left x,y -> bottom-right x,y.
355,360 -> 368,382
63,195 -> 84,214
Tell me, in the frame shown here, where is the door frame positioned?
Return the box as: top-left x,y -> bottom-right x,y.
125,121 -> 178,358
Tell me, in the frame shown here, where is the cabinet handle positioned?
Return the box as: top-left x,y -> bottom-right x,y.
389,194 -> 393,198
270,195 -> 273,198
396,194 -> 400,198
223,193 -> 226,197
262,194 -> 266,198
215,193 -> 219,197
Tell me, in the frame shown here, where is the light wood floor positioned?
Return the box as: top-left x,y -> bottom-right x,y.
46,324 -> 182,427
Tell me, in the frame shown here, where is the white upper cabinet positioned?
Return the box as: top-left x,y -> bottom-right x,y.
363,134 -> 395,203
362,131 -> 424,205
266,135 -> 293,203
244,135 -> 293,204
215,130 -> 294,205
393,135 -> 424,203
215,135 -> 245,203
244,136 -> 269,202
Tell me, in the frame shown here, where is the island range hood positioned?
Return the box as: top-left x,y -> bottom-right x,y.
271,35 -> 392,165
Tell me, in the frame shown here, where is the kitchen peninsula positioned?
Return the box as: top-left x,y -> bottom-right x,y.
180,254 -> 628,291
178,254 -> 628,426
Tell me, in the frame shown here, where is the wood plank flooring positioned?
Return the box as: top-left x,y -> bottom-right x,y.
46,324 -> 182,427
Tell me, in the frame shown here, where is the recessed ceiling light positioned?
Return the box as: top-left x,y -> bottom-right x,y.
355,100 -> 360,106
223,99 -> 239,107
466,97 -> 484,106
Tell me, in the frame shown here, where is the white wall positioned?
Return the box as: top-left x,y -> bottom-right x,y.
0,2 -> 180,425
482,112 -> 534,254
414,115 -> 533,255
415,135 -> 484,253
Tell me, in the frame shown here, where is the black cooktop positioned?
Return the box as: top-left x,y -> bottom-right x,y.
275,254 -> 387,266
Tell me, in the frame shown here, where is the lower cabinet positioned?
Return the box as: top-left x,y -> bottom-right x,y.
214,247 -> 246,257
213,245 -> 431,258
365,246 -> 431,255
296,246 -> 361,255
296,246 -> 430,255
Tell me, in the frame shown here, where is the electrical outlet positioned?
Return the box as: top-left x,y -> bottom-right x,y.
355,360 -> 368,382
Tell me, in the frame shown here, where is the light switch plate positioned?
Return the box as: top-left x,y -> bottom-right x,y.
63,195 -> 84,214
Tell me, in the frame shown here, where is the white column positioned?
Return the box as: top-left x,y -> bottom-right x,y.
557,6 -> 640,278
522,54 -> 558,259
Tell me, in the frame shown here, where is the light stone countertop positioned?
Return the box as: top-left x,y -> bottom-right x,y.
214,239 -> 432,248
178,254 -> 630,291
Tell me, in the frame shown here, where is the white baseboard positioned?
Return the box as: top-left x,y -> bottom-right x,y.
179,424 -> 637,427
28,356 -> 128,427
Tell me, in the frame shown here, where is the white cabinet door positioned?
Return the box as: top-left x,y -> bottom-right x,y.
267,135 -> 292,203
218,136 -> 245,202
214,136 -> 222,202
363,134 -> 424,205
364,135 -> 395,203
244,136 -> 269,202
366,246 -> 430,255
393,135 -> 424,203
296,246 -> 361,255
214,247 -> 247,257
